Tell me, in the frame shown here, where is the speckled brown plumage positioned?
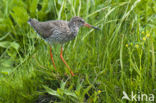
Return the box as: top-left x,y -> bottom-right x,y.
28,16 -> 99,44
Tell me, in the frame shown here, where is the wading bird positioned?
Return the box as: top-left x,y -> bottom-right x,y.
28,16 -> 99,76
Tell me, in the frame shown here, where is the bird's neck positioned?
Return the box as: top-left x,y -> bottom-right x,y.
68,21 -> 79,36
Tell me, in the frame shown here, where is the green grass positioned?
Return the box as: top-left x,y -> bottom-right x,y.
0,0 -> 156,103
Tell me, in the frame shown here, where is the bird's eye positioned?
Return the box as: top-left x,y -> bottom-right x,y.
79,19 -> 83,23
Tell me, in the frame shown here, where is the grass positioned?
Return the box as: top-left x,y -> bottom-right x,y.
0,0 -> 156,103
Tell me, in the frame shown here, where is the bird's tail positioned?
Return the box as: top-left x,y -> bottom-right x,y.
27,18 -> 39,30
28,18 -> 38,25
28,18 -> 32,23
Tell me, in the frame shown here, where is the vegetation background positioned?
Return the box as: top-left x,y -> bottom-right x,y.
0,0 -> 156,103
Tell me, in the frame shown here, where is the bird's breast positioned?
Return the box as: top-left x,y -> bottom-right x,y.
46,30 -> 77,44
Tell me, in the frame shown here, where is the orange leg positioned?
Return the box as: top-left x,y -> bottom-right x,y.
50,46 -> 56,71
60,46 -> 75,76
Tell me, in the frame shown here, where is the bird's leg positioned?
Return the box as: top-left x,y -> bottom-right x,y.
60,46 -> 75,76
50,46 -> 56,71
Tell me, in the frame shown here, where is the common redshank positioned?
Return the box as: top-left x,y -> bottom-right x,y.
28,16 -> 99,76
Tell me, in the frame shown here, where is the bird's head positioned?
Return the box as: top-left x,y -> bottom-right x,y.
69,16 -> 100,30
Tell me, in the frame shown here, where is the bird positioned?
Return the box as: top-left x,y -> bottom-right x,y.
28,16 -> 99,76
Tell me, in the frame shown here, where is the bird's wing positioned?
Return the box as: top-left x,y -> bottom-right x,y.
35,21 -> 54,38
49,20 -> 71,36
37,20 -> 70,39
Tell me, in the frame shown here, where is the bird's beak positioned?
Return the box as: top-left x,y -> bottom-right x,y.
84,23 -> 100,30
